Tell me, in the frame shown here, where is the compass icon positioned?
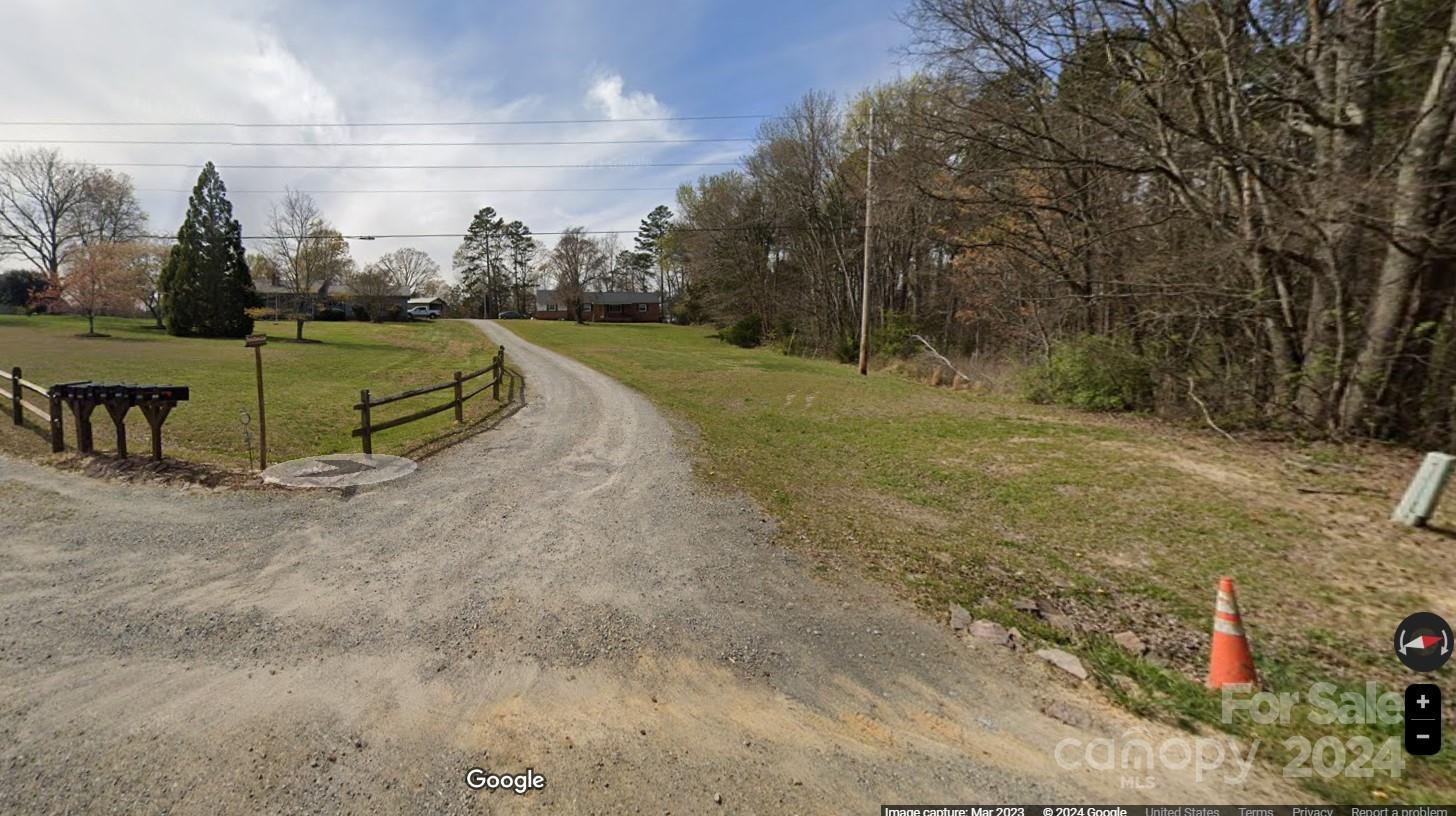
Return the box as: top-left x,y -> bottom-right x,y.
1394,611 -> 1452,672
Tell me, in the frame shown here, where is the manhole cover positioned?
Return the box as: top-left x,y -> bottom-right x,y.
261,453 -> 417,488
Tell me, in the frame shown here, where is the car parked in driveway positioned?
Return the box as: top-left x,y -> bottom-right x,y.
498,311 -> 529,319
406,305 -> 441,320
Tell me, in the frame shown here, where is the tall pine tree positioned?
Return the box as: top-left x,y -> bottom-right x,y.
160,162 -> 256,337
452,206 -> 508,318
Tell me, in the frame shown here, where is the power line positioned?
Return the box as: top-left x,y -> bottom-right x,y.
0,114 -> 777,128
0,137 -> 755,147
103,161 -> 736,169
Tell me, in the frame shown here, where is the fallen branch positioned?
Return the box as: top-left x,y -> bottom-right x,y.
1293,485 -> 1381,496
909,335 -> 973,384
1186,377 -> 1236,442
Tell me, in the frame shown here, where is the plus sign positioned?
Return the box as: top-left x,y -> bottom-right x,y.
1417,694 -> 1431,709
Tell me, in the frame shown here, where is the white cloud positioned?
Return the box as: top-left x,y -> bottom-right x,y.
587,74 -> 668,120
0,2 -> 726,283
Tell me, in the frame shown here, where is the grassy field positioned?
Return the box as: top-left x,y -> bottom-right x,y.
0,315 -> 503,467
499,319 -> 1456,803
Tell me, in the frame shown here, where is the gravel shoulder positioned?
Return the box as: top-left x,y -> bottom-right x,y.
0,319 -> 1299,813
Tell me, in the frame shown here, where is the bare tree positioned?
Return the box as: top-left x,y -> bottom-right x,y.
70,168 -> 147,245
368,247 -> 442,295
130,242 -> 170,328
0,148 -> 89,284
263,190 -> 353,341
549,227 -> 607,324
349,263 -> 402,322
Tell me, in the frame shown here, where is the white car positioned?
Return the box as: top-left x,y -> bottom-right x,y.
406,305 -> 441,320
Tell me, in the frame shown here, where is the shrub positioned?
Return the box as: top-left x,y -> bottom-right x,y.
1026,335 -> 1154,412
873,311 -> 918,358
718,314 -> 763,348
834,333 -> 859,364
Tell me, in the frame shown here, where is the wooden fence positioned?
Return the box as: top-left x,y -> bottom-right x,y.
0,365 -> 65,451
353,344 -> 506,454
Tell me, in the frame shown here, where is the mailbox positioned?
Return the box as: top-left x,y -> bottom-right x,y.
49,382 -> 190,460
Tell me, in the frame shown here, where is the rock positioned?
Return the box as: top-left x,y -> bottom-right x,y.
1113,631 -> 1147,655
966,619 -> 1013,647
1035,648 -> 1088,680
948,603 -> 972,632
713,792 -> 723,805
1109,674 -> 1140,696
1012,598 -> 1040,616
1044,613 -> 1078,634
1041,701 -> 1092,729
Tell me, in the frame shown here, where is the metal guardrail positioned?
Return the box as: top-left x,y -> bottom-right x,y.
352,345 -> 506,454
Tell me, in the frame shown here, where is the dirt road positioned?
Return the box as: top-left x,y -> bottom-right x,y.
0,320 -> 1297,813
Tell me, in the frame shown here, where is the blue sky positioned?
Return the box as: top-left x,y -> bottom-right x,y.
0,0 -> 913,279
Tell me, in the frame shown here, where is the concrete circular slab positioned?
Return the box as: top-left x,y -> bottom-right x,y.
261,453 -> 417,489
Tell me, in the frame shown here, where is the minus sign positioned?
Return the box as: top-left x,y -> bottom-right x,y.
1415,734 -> 1431,739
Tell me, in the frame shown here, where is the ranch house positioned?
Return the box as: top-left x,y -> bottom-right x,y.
534,289 -> 662,323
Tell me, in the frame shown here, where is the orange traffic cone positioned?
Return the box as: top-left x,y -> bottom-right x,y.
1206,576 -> 1259,690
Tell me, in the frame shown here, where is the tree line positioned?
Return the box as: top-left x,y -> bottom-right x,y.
666,0 -> 1456,445
1,146 -> 682,338
0,150 -> 457,339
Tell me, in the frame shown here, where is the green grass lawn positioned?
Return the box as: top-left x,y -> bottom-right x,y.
0,315 -> 503,467
499,319 -> 1456,804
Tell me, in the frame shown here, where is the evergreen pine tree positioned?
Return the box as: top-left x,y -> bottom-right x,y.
161,162 -> 256,337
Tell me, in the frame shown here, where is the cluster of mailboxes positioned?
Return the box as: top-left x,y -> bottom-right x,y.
49,382 -> 190,460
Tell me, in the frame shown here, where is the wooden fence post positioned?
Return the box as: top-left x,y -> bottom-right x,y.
453,371 -> 464,422
48,391 -> 64,452
492,346 -> 503,401
359,389 -> 373,454
10,367 -> 20,426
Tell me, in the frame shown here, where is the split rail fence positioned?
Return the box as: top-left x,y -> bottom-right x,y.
353,344 -> 506,454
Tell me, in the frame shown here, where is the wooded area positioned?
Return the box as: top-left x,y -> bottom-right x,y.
670,0 -> 1456,445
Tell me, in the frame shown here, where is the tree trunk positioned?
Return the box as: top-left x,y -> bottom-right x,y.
1340,3 -> 1456,430
295,318 -> 304,341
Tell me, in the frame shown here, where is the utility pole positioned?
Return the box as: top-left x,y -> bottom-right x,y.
857,105 -> 876,376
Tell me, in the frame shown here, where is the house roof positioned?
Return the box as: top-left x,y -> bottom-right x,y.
535,288 -> 660,305
407,296 -> 446,305
253,280 -> 292,295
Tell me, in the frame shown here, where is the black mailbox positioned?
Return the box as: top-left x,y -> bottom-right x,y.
49,382 -> 190,461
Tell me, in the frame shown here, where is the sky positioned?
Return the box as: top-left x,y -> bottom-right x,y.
0,0 -> 911,283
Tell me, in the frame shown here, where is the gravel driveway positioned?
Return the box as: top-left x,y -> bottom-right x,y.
0,319 -> 1296,813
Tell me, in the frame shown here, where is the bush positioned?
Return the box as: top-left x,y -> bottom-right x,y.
833,333 -> 860,364
873,311 -> 918,358
1026,335 -> 1154,412
317,308 -> 347,322
718,314 -> 763,348
670,285 -> 706,324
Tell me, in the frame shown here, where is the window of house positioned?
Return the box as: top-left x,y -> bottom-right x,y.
637,303 -> 648,312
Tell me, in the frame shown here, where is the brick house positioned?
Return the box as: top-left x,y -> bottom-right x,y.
534,289 -> 662,323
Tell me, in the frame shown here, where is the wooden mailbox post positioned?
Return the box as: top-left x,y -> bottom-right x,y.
245,334 -> 268,468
